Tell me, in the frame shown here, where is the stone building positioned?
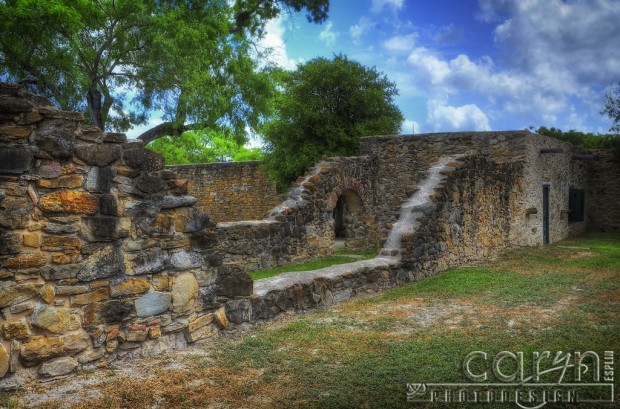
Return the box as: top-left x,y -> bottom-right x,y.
0,83 -> 618,388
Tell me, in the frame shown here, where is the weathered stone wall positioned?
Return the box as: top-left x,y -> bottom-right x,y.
359,131 -> 591,246
226,155 -> 525,323
169,162 -> 280,222
586,150 -> 620,232
0,84 -> 235,389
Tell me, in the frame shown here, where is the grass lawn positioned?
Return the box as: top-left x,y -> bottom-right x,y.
6,233 -> 619,409
249,247 -> 378,280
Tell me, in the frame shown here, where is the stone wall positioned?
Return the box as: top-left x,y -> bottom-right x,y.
226,155 -> 525,323
0,84 -> 237,389
359,131 -> 591,246
169,162 -> 280,222
0,82 -> 615,388
586,150 -> 620,232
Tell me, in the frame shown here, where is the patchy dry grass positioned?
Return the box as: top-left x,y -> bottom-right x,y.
6,233 -> 620,408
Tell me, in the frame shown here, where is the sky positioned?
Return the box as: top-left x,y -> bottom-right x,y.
252,0 -> 620,136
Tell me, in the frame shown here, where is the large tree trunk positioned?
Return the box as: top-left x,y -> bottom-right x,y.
86,85 -> 104,130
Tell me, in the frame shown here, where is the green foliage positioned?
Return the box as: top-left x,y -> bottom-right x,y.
602,82 -> 620,134
261,54 -> 404,190
534,126 -> 620,160
147,129 -> 264,165
0,0 -> 328,141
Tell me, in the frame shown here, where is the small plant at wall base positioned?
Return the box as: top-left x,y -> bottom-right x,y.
260,54 -> 404,190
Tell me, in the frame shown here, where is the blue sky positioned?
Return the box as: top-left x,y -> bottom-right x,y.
253,0 -> 620,136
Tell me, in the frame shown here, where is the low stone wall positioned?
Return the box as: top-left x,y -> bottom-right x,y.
169,162 -> 281,222
586,150 -> 620,232
225,154 -> 524,323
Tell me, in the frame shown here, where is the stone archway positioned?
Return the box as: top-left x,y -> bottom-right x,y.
331,189 -> 373,250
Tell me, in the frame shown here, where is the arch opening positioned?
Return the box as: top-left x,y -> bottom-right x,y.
332,189 -> 373,250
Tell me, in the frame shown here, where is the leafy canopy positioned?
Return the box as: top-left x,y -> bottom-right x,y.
261,54 -> 403,189
602,82 -> 620,134
0,0 -> 329,143
147,129 -> 264,165
534,126 -> 620,160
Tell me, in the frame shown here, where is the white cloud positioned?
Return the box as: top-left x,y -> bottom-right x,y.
487,0 -> 620,86
260,17 -> 297,70
371,0 -> 404,14
401,118 -> 421,134
427,99 -> 491,132
350,17 -> 374,44
383,34 -> 417,53
319,21 -> 339,46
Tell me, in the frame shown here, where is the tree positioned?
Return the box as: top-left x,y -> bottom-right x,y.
260,54 -> 403,189
602,82 -> 620,134
0,0 -> 329,144
147,129 -> 264,165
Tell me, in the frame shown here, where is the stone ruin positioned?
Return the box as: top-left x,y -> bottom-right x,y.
0,83 -> 618,389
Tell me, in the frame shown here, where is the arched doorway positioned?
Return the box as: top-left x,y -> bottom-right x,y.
332,189 -> 372,250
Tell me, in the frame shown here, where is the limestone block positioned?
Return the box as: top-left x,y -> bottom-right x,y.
185,323 -> 217,343
38,356 -> 78,377
39,191 -> 98,215
171,273 -> 200,312
19,336 -> 65,366
128,249 -> 169,275
122,148 -> 164,171
0,343 -> 9,378
110,277 -> 151,297
71,288 -> 110,306
37,174 -> 84,189
170,251 -> 202,271
61,331 -> 90,354
2,318 -> 31,340
31,304 -> 81,334
77,245 -> 124,281
135,291 -> 172,317
161,195 -> 197,209
0,196 -> 32,229
0,146 -> 34,174
77,348 -> 105,364
75,125 -> 104,143
74,144 -> 122,166
41,236 -> 81,252
0,230 -> 22,255
35,128 -> 75,159
103,132 -> 127,143
3,252 -> 47,269
135,173 -> 165,194
0,282 -> 37,308
0,94 -> 33,113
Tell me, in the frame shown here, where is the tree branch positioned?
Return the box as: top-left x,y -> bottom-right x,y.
136,122 -> 206,145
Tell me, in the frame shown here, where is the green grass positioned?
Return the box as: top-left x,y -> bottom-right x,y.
12,233 -> 619,409
249,247 -> 378,280
220,233 -> 620,408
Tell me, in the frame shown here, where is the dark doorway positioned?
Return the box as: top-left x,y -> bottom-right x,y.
332,189 -> 372,250
543,184 -> 550,244
333,197 -> 345,238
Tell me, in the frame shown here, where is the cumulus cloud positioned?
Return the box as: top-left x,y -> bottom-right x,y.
487,0 -> 620,86
260,17 -> 297,70
383,34 -> 417,53
319,21 -> 339,46
427,99 -> 491,132
350,17 -> 374,44
371,0 -> 404,14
